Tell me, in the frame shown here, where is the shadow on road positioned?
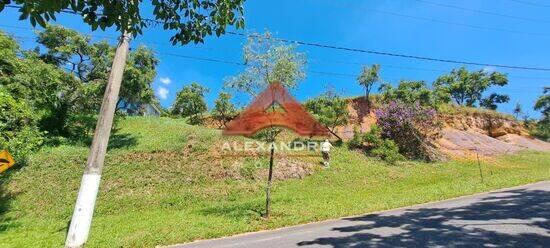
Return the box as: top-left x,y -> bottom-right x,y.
297,188 -> 550,247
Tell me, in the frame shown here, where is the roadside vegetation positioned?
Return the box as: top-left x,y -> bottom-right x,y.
1,117 -> 549,247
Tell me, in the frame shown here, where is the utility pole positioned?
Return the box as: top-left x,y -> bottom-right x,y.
65,31 -> 131,248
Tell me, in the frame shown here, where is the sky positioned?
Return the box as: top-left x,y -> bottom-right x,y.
1,0 -> 549,117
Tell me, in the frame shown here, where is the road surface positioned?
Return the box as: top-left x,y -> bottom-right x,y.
169,181 -> 550,247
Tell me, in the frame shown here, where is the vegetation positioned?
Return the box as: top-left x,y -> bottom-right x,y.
172,83 -> 209,125
211,92 -> 238,128
433,67 -> 509,107
349,125 -> 404,164
532,87 -> 550,141
305,90 -> 349,141
224,31 -> 306,96
379,80 -> 448,107
375,101 -> 441,161
357,64 -> 380,106
0,117 -> 548,247
513,103 -> 523,119
0,87 -> 43,163
480,93 -> 510,110
2,0 -> 246,45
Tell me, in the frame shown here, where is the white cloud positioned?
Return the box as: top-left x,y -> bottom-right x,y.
156,86 -> 169,100
159,77 -> 172,85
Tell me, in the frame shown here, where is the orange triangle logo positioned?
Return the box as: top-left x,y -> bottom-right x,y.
223,82 -> 329,137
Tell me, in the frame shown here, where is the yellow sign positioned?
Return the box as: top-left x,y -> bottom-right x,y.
0,150 -> 15,173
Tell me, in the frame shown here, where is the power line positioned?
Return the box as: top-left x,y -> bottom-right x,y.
364,8 -> 550,37
227,32 -> 550,72
4,4 -> 550,71
414,0 -> 550,23
507,0 -> 550,8
4,27 -> 550,82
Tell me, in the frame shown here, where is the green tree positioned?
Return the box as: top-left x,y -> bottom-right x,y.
225,31 -> 306,96
2,0 -> 245,44
357,64 -> 380,106
305,90 -> 349,141
0,87 -> 43,163
172,83 -> 209,125
379,80 -> 449,107
1,2 -> 246,246
212,92 -> 237,128
533,87 -> 550,140
433,67 -> 508,107
0,31 -> 72,137
479,93 -> 510,110
534,87 -> 550,119
37,25 -> 159,113
513,103 -> 523,119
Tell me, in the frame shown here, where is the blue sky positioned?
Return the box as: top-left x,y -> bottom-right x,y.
1,0 -> 549,117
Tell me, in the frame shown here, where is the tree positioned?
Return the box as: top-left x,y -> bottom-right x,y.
479,93 -> 510,110
357,64 -> 380,106
513,103 -> 523,119
534,87 -> 550,119
533,87 -> 550,141
375,101 -> 441,161
224,31 -> 306,218
212,92 -> 237,128
225,31 -> 306,96
172,83 -> 209,125
0,87 -> 43,164
36,25 -> 159,115
305,90 -> 349,141
379,80 -> 449,107
0,31 -> 72,137
1,2 -> 246,247
433,67 -> 508,107
2,1 -> 245,44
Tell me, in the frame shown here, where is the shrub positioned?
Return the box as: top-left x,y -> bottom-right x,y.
0,88 -> 43,163
375,101 -> 441,161
370,139 -> 404,165
347,124 -> 404,164
347,126 -> 363,149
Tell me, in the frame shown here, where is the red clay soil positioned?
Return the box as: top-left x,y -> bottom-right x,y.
333,97 -> 550,158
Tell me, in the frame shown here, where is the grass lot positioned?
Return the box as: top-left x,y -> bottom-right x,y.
1,117 -> 549,247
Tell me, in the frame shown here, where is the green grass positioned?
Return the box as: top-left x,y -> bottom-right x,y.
1,117 -> 549,247
437,103 -> 515,120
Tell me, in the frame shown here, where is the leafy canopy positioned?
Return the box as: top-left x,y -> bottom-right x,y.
305,89 -> 349,140
211,92 -> 237,128
225,31 -> 306,96
1,0 -> 245,44
379,80 -> 449,107
433,67 -> 508,107
357,64 -> 380,102
172,82 -> 209,125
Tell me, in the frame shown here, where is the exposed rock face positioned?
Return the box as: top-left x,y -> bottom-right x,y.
440,113 -> 528,138
334,97 -> 550,158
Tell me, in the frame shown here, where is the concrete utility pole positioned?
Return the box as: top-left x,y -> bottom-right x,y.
65,32 -> 131,248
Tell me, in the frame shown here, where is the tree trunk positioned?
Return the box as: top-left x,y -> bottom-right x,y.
264,142 -> 275,218
329,128 -> 342,141
65,32 -> 130,248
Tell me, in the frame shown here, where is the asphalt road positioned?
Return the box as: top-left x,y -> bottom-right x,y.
169,181 -> 550,248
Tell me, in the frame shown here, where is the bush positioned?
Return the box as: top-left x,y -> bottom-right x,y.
0,88 -> 43,163
531,120 -> 550,141
376,101 -> 441,161
347,124 -> 404,164
347,126 -> 363,149
370,139 -> 404,165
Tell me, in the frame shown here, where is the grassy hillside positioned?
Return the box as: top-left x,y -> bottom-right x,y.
1,117 -> 549,247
